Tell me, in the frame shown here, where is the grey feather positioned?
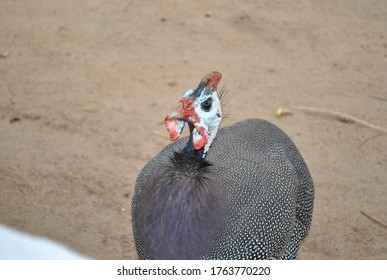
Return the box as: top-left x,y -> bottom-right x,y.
131,118 -> 314,259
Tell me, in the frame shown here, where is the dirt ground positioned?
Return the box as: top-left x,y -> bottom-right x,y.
0,0 -> 386,260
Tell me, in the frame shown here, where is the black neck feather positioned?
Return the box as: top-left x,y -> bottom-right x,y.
136,131 -> 224,259
181,121 -> 205,158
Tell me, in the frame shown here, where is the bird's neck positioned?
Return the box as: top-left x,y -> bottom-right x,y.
137,150 -> 225,259
184,122 -> 206,158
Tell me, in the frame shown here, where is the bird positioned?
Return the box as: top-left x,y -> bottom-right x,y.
131,71 -> 314,260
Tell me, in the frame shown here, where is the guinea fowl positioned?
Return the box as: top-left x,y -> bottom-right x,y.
131,71 -> 314,260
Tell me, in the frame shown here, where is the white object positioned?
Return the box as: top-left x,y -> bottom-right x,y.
0,224 -> 88,260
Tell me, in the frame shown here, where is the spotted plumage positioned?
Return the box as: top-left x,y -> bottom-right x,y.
131,72 -> 314,260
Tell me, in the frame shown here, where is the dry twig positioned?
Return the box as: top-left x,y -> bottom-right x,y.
357,132 -> 387,148
360,211 -> 387,230
152,130 -> 169,140
368,95 -> 387,102
293,106 -> 387,134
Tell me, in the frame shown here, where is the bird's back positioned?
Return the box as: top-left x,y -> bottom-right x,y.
132,118 -> 314,259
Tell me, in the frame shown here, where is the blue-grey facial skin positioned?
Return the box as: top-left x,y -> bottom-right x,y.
177,86 -> 222,156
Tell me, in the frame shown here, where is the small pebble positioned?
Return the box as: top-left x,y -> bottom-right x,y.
0,51 -> 9,58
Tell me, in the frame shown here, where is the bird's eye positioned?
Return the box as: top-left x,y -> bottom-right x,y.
201,98 -> 212,112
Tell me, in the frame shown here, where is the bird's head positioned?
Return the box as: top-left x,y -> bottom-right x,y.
164,71 -> 223,156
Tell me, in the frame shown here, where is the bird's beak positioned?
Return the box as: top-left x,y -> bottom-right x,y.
164,71 -> 222,150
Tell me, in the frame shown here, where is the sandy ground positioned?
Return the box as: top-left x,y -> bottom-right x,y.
0,0 -> 386,260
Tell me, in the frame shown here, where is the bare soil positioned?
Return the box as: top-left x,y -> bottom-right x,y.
0,0 -> 386,259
